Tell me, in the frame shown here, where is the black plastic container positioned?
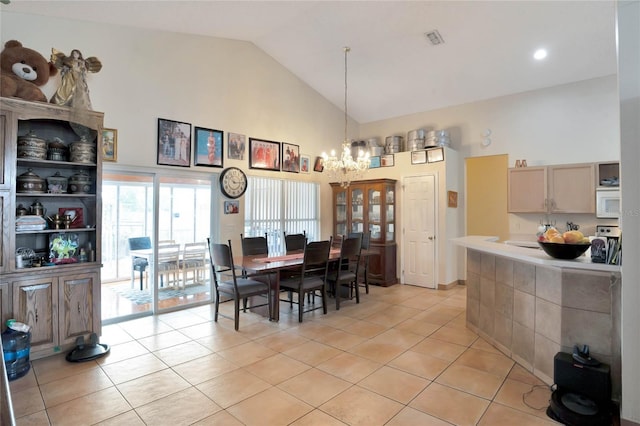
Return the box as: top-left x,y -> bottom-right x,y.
1,319 -> 32,381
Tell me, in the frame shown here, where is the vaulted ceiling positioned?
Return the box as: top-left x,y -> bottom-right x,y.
1,1 -> 618,123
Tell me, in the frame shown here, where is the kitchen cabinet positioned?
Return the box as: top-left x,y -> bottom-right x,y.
0,97 -> 103,359
0,282 -> 9,328
331,179 -> 397,286
12,276 -> 58,353
508,163 -> 595,213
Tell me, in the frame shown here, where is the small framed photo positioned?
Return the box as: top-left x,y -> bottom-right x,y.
224,200 -> 239,214
49,232 -> 79,264
158,118 -> 191,167
369,156 -> 381,169
194,127 -> 223,168
448,190 -> 458,208
58,207 -> 84,228
249,138 -> 280,171
102,128 -> 117,162
300,155 -> 310,173
427,147 -> 445,163
314,156 -> 324,172
411,150 -> 427,165
228,132 -> 246,160
282,142 -> 300,173
381,154 -> 395,167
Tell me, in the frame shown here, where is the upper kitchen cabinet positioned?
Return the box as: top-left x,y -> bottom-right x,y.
508,163 -> 595,214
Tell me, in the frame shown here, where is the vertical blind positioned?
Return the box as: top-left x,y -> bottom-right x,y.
245,176 -> 320,252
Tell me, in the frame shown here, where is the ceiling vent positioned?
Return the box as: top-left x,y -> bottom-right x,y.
425,30 -> 445,46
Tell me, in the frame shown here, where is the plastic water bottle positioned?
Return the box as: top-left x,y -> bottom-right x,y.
1,319 -> 32,381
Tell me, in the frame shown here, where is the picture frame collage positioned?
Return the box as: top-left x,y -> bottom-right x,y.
153,118 -> 310,173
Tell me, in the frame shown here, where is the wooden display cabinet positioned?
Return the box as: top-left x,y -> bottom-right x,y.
331,178 -> 397,286
0,97 -> 102,359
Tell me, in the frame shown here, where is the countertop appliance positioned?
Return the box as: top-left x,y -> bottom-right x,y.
596,188 -> 620,218
596,225 -> 620,238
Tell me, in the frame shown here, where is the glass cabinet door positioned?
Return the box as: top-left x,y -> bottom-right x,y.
335,189 -> 347,235
350,187 -> 364,235
368,187 -> 381,241
385,184 -> 395,242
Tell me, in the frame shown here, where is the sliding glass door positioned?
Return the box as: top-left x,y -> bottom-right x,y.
102,170 -> 214,322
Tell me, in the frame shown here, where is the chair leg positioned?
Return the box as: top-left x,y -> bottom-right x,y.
322,287 -> 328,314
336,282 -> 341,310
298,289 -> 304,323
243,298 -> 248,312
139,269 -> 144,291
234,298 -> 240,331
354,280 -> 360,304
214,290 -> 220,322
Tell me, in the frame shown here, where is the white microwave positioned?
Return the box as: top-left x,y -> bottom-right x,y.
596,188 -> 620,218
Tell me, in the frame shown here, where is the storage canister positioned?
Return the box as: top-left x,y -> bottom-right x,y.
69,136 -> 96,163
47,137 -> 68,161
1,319 -> 32,381
385,135 -> 403,154
17,130 -> 47,160
16,168 -> 46,193
68,170 -> 93,194
46,171 -> 68,193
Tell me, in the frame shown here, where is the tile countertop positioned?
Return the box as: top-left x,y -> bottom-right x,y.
451,236 -> 621,273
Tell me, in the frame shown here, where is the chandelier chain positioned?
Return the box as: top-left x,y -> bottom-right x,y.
344,46 -> 349,143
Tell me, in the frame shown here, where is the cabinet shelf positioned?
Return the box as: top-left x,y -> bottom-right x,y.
16,228 -> 96,235
16,193 -> 96,198
17,158 -> 97,169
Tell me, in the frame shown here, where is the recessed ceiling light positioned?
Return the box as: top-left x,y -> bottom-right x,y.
533,48 -> 548,60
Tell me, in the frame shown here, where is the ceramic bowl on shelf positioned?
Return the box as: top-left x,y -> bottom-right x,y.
538,241 -> 590,260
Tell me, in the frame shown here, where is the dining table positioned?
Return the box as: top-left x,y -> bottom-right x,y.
237,247 -> 371,321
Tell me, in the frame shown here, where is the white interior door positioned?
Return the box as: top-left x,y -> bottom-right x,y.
403,175 -> 437,288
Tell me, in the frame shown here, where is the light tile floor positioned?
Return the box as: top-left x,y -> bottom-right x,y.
11,284 -> 560,425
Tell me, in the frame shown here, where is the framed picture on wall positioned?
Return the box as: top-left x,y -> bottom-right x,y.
369,156 -> 381,169
194,127 -> 223,167
249,138 -> 280,171
314,156 -> 324,172
381,154 -> 395,167
102,128 -> 117,162
300,155 -> 310,173
228,132 -> 246,160
411,150 -> 427,165
427,147 -> 445,163
282,142 -> 300,173
157,118 -> 191,167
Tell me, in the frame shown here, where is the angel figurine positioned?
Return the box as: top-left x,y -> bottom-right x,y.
50,48 -> 102,110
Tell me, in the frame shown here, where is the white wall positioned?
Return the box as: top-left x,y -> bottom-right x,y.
2,11 -> 620,282
1,11 -> 351,246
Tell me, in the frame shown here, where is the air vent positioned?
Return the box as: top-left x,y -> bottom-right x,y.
425,30 -> 445,46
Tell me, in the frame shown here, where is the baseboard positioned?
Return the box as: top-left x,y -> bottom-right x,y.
438,279 -> 464,290
622,418 -> 640,426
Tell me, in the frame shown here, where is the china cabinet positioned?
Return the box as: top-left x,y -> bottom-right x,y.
0,97 -> 102,359
331,178 -> 397,286
508,163 -> 595,214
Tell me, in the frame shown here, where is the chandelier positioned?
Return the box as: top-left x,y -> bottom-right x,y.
322,47 -> 370,188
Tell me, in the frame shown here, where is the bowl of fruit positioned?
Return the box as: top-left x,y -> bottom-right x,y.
537,229 -> 591,260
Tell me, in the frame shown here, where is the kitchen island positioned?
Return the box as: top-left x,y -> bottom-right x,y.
452,236 -> 621,400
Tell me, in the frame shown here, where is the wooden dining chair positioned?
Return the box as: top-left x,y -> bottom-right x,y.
181,242 -> 208,286
348,231 -> 370,295
157,243 -> 181,288
207,238 -> 272,331
326,235 -> 362,310
284,231 -> 307,253
279,239 -> 332,322
128,236 -> 151,290
240,233 -> 268,256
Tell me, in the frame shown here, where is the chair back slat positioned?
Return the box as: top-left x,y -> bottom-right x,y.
240,233 -> 269,256
128,236 -> 151,251
301,240 -> 331,274
284,233 -> 307,253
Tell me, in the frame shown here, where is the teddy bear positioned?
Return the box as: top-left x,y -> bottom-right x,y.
0,40 -> 57,102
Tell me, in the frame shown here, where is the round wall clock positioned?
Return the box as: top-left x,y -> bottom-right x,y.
219,167 -> 247,199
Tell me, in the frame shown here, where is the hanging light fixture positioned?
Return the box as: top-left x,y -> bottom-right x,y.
322,47 -> 370,188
